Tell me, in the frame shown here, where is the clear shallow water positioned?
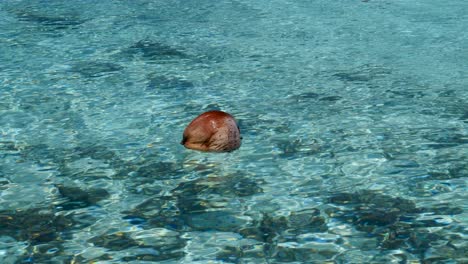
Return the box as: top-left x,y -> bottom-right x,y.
0,0 -> 467,263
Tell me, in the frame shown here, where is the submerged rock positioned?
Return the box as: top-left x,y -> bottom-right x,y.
56,184 -> 109,210
134,161 -> 184,180
327,190 -> 419,232
274,138 -> 321,158
146,75 -> 194,91
0,141 -> 19,152
318,95 -> 342,102
422,129 -> 468,149
326,189 -> 463,259
123,39 -> 187,61
333,64 -> 391,83
88,232 -> 138,251
461,111 -> 468,123
171,174 -> 264,198
185,211 -> 250,232
289,92 -> 320,102
71,61 -> 123,78
239,214 -> 289,244
20,13 -> 83,27
127,196 -> 185,230
74,144 -> 118,161
123,174 -> 263,232
273,241 -> 342,263
216,244 -> 267,262
240,209 -> 327,244
88,228 -> 186,262
13,9 -> 85,30
0,208 -> 74,243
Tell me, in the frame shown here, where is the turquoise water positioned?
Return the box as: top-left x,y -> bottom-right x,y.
0,0 -> 467,263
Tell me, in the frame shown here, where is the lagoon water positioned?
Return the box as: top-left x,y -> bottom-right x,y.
0,0 -> 467,263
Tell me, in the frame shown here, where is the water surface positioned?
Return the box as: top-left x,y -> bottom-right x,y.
0,0 -> 467,263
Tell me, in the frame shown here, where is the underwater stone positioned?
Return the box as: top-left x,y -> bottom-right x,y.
287,209 -> 327,234
125,196 -> 173,217
125,174 -> 263,232
146,75 -> 194,91
427,165 -> 468,180
333,65 -> 391,83
185,211 -> 250,232
216,244 -> 266,262
422,129 -> 468,149
29,242 -> 64,260
123,196 -> 185,230
176,196 -> 215,215
17,12 -> 82,26
14,9 -> 84,30
274,242 -> 341,262
88,232 -> 138,251
89,229 -> 186,261
122,215 -> 147,225
408,230 -> 444,256
0,141 -> 19,152
421,204 -> 463,215
74,145 -> 118,161
239,214 -> 289,243
0,208 -> 74,243
329,190 -> 418,212
202,103 -> 222,111
125,178 -> 165,196
126,40 -> 187,60
318,95 -> 342,102
353,208 -> 401,232
135,161 -> 183,180
326,189 -> 462,254
18,248 -> 74,264
71,253 -> 112,263
16,93 -> 71,115
0,177 -> 10,190
239,210 -> 327,246
290,92 -> 320,101
56,184 -> 109,210
71,61 -> 123,78
326,192 -> 417,233
274,138 -> 321,158
131,228 -> 184,248
461,111 -> 468,123
121,248 -> 185,262
172,174 -> 263,198
333,72 -> 370,82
